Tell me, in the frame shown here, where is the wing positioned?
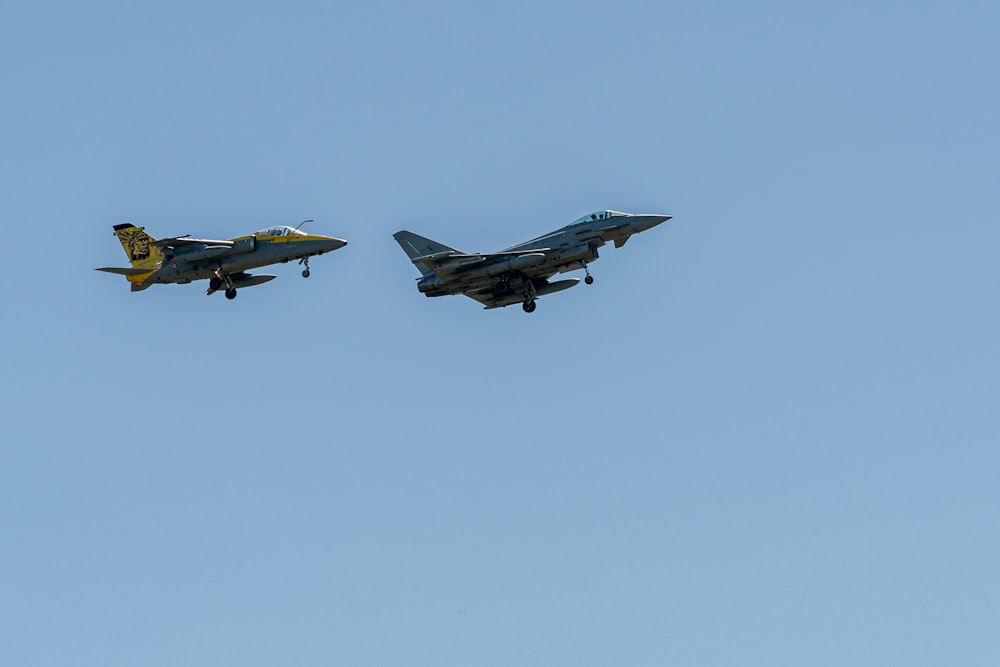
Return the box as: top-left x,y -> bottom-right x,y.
416,248 -> 553,278
153,236 -> 236,259
152,236 -> 234,249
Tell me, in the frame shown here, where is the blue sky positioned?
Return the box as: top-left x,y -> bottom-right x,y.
2,1 -> 998,664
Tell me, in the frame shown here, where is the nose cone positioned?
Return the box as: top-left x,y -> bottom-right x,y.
319,236 -> 348,252
633,214 -> 672,232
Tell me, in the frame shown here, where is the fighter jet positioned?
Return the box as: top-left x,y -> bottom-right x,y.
97,220 -> 347,299
394,210 -> 671,313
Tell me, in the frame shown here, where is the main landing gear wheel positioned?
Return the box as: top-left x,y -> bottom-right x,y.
302,269 -> 310,278
522,280 -> 539,314
225,288 -> 237,300
209,277 -> 222,291
496,279 -> 510,294
584,275 -> 594,285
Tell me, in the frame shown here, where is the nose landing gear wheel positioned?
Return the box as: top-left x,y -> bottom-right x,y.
522,300 -> 536,313
302,269 -> 310,278
225,288 -> 237,300
584,275 -> 594,285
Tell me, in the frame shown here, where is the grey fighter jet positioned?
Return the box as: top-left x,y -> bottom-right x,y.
394,210 -> 671,313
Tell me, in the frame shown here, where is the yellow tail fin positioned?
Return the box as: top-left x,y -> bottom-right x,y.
113,224 -> 163,268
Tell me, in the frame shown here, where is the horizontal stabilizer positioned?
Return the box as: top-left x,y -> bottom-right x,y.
96,267 -> 154,276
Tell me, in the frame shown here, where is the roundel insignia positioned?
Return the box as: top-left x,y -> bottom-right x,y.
171,263 -> 177,269
561,232 -> 567,238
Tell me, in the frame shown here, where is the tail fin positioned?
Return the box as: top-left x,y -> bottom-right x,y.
393,230 -> 459,277
112,223 -> 163,268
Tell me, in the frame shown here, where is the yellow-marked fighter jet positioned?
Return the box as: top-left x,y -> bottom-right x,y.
97,220 -> 347,299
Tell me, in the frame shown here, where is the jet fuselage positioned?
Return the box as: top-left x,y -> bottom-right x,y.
416,213 -> 670,298
151,234 -> 346,285
396,210 -> 671,311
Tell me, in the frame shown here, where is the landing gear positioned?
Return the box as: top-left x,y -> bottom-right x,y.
495,277 -> 510,295
299,256 -> 311,278
583,264 -> 594,285
215,272 -> 236,300
522,281 -> 538,314
302,269 -> 310,278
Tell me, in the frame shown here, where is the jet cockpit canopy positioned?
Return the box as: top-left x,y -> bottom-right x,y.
570,210 -> 629,225
256,225 -> 307,238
